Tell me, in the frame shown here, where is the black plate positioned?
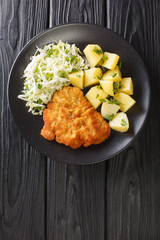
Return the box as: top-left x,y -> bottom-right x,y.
8,23 -> 150,165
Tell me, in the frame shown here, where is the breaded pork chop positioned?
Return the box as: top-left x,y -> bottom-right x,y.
41,86 -> 110,149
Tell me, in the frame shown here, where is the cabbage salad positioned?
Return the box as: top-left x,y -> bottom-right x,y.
18,40 -> 89,115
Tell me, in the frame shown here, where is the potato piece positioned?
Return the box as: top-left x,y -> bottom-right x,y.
68,71 -> 84,89
83,44 -> 103,67
99,80 -> 114,96
113,93 -> 136,112
102,66 -> 122,82
85,86 -> 108,109
84,68 -> 102,87
118,77 -> 133,95
99,52 -> 119,70
101,99 -> 120,119
109,112 -> 129,132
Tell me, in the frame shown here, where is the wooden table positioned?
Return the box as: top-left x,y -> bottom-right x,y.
0,0 -> 159,239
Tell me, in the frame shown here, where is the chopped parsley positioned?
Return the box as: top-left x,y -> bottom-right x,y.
97,74 -> 102,80
113,82 -> 119,94
93,47 -> 103,55
71,68 -> 78,73
108,98 -> 120,105
112,72 -> 117,78
37,99 -> 43,104
100,55 -> 108,64
38,84 -> 42,89
121,119 -> 127,126
118,61 -> 122,69
60,71 -> 67,78
96,94 -> 99,98
76,74 -> 81,78
97,84 -> 102,89
70,55 -> 77,64
99,99 -> 107,102
119,81 -> 123,89
104,114 -> 114,121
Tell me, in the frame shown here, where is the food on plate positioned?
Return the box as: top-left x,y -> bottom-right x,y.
118,77 -> 133,95
19,39 -> 136,142
41,87 -> 110,149
84,68 -> 102,87
85,86 -> 108,109
99,52 -> 119,70
109,112 -> 129,132
18,40 -> 89,115
102,66 -> 122,82
113,93 -> 136,112
83,44 -> 103,67
101,99 -> 120,120
68,71 -> 84,89
99,80 -> 114,96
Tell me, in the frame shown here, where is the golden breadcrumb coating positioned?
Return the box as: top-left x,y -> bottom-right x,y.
41,86 -> 110,149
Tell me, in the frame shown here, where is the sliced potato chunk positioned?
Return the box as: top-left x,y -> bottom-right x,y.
85,86 -> 108,109
118,77 -> 133,95
109,112 -> 129,132
102,66 -> 122,82
99,80 -> 114,96
101,99 -> 120,118
68,71 -> 84,89
83,44 -> 103,67
99,52 -> 119,70
113,93 -> 136,112
84,68 -> 102,87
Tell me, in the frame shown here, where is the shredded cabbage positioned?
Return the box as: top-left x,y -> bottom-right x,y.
18,40 -> 89,115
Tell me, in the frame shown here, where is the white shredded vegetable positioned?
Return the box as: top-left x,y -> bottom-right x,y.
18,40 -> 89,115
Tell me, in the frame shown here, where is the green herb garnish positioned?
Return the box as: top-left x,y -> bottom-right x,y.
38,84 -> 42,89
25,84 -> 29,90
108,98 -> 120,105
97,84 -> 102,89
93,47 -> 103,55
104,114 -> 114,121
34,106 -> 42,110
96,94 -> 99,98
112,72 -> 117,78
60,71 -> 67,78
76,74 -> 81,78
100,55 -> 108,64
70,55 -> 77,64
99,99 -> 107,102
71,68 -> 78,73
119,81 -> 123,89
97,74 -> 102,80
113,82 -> 119,94
47,48 -> 53,57
118,61 -> 122,69
121,119 -> 127,126
37,99 -> 42,104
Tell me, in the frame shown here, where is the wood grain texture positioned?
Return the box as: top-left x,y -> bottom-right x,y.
0,0 -> 49,239
105,0 -> 160,239
46,0 -> 107,239
1,0 -> 160,239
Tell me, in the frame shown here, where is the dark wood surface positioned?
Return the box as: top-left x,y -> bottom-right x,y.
0,0 -> 160,239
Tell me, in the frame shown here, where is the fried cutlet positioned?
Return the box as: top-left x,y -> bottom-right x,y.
41,86 -> 110,149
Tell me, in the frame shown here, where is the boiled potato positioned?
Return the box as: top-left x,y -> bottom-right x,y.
85,86 -> 108,109
118,77 -> 133,95
83,44 -> 103,67
109,112 -> 129,132
68,71 -> 84,89
99,80 -> 114,96
113,93 -> 136,112
84,68 -> 102,87
101,99 -> 120,119
102,66 -> 122,82
99,52 -> 119,70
